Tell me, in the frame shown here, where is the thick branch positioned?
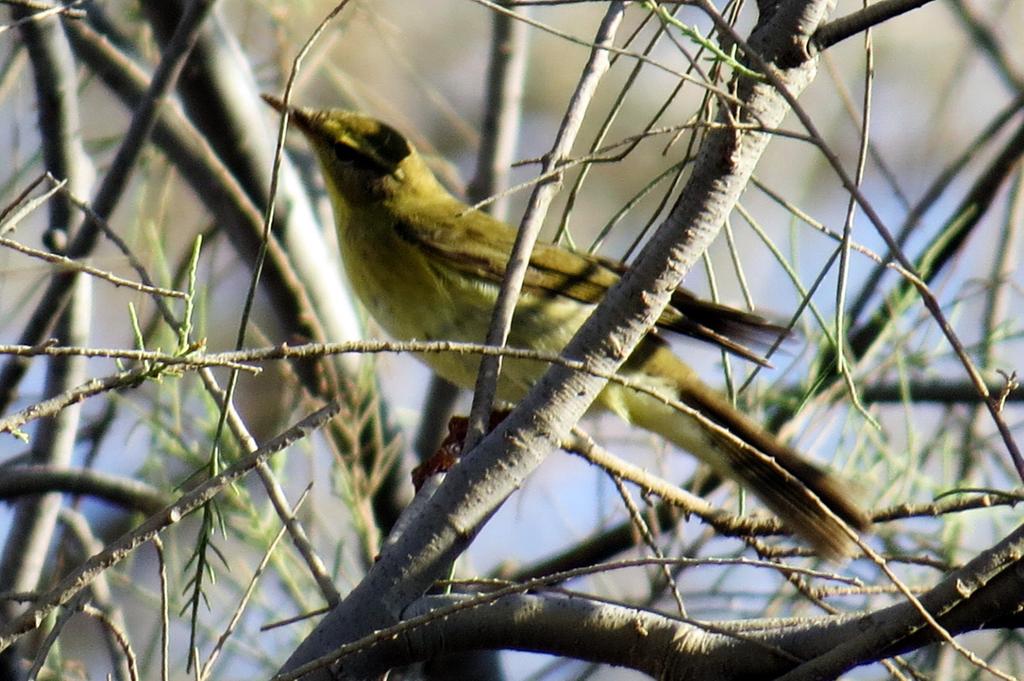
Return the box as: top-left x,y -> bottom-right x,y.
276,1 -> 837,678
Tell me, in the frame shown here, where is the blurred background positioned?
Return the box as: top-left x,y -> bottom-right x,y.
1,1 -> 1022,679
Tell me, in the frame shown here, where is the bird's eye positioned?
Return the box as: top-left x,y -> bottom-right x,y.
331,141 -> 364,165
332,140 -> 389,175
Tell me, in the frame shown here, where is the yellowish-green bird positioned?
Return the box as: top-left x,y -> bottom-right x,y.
264,95 -> 868,558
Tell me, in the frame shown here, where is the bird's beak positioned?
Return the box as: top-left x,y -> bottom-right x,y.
260,92 -> 288,114
260,93 -> 316,134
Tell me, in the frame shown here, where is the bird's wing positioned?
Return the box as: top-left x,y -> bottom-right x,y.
394,205 -> 788,365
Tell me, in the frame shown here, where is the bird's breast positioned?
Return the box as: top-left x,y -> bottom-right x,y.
336,209 -> 596,400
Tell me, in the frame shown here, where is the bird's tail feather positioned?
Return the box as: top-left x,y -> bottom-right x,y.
616,347 -> 868,559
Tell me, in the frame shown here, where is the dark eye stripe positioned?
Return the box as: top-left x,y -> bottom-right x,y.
331,141 -> 387,174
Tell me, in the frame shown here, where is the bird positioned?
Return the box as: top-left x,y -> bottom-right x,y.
263,95 -> 868,558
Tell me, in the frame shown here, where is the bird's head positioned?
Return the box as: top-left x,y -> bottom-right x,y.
262,95 -> 442,206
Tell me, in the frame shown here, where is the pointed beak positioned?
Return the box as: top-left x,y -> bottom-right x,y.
260,93 -> 316,134
260,92 -> 288,114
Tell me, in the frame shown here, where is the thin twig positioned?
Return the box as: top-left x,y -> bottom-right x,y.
464,2 -> 627,449
0,399 -> 344,650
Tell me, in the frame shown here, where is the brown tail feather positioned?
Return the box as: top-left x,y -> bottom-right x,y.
677,383 -> 868,559
614,342 -> 869,559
